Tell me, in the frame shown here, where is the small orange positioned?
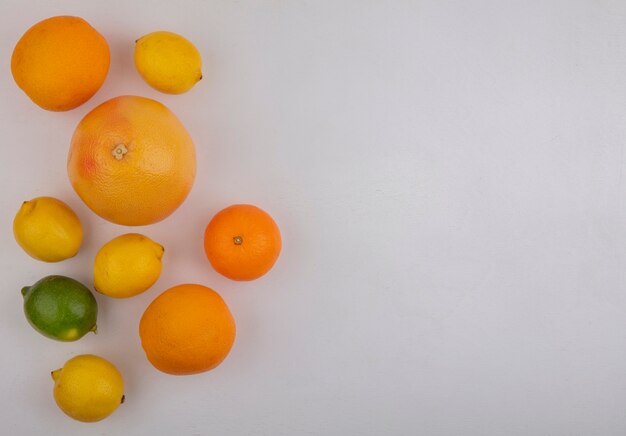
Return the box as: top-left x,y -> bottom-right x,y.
67,95 -> 196,226
139,284 -> 236,375
11,16 -> 110,111
204,204 -> 282,281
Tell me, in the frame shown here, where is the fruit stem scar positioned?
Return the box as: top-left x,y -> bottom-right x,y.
233,236 -> 243,245
20,200 -> 35,215
51,369 -> 61,381
112,144 -> 128,160
121,395 -> 125,404
21,287 -> 30,297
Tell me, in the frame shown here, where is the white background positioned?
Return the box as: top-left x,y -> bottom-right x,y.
1,1 -> 626,435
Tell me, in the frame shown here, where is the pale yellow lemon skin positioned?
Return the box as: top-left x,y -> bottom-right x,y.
134,31 -> 202,94
94,233 -> 164,298
52,354 -> 124,423
13,197 -> 83,262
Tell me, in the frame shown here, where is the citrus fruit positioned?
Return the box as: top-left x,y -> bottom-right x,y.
94,233 -> 164,298
203,204 -> 282,281
52,354 -> 124,422
139,284 -> 236,375
13,197 -> 83,262
67,95 -> 196,226
135,31 -> 202,94
11,16 -> 110,111
22,275 -> 97,341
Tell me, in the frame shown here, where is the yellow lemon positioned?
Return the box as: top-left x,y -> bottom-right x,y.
94,233 -> 164,298
13,196 -> 83,262
52,354 -> 125,423
134,31 -> 202,94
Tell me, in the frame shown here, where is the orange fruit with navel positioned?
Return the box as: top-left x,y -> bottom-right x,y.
203,204 -> 282,281
67,95 -> 196,226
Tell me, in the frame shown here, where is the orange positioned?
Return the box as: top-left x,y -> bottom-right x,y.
204,204 -> 282,281
67,95 -> 196,226
11,16 -> 110,111
139,284 -> 236,375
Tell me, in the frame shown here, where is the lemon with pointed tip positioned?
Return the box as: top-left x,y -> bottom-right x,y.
94,233 -> 164,298
13,196 -> 83,262
52,354 -> 125,422
134,31 -> 202,94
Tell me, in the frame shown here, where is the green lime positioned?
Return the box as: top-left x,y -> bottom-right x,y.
22,275 -> 97,341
